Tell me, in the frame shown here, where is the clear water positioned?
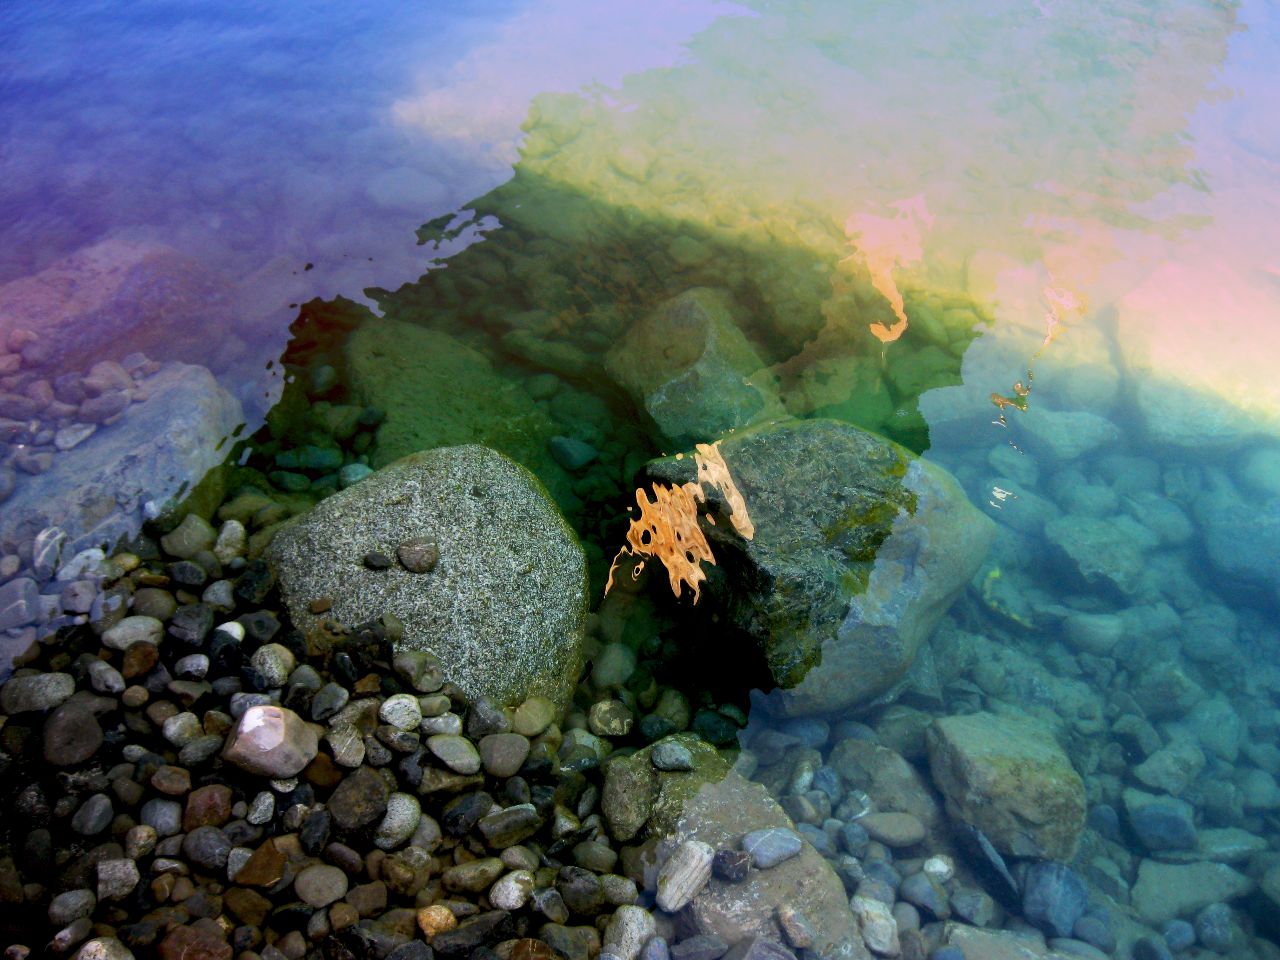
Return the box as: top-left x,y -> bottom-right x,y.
3,0 -> 1280,954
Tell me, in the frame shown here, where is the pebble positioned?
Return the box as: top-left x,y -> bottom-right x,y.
603,904 -> 656,960
512,696 -> 556,737
656,840 -> 714,912
1194,903 -> 1234,952
480,733 -> 531,777
429,734 -> 483,774
490,870 -> 536,910
295,863 -> 349,907
96,859 -> 140,901
376,792 -> 423,850
397,537 -> 440,573
329,765 -> 392,829
249,642 -> 296,687
859,811 -> 926,847
87,659 -> 126,694
0,671 -> 74,713
742,828 -> 803,869
48,889 -> 96,925
380,693 -> 424,730
221,704 -> 319,777
75,938 -> 135,960
850,896 -> 900,957
651,739 -> 694,771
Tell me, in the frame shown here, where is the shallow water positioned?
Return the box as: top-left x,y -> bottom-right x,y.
3,0 -> 1280,954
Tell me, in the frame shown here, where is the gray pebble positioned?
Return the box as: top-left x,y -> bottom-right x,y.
71,793 -> 114,836
742,828 -> 803,869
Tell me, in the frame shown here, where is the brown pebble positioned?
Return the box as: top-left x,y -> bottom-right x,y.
303,751 -> 344,788
396,537 -> 439,574
122,685 -> 149,708
184,784 -> 233,831
417,904 -> 457,939
224,887 -> 272,927
511,940 -> 557,960
353,674 -> 382,696
329,901 -> 359,931
150,765 -> 191,796
309,597 -> 333,614
121,642 -> 159,679
234,838 -> 287,887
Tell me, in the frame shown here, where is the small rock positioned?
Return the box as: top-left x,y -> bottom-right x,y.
295,863 -> 349,907
0,672 -> 74,713
656,840 -> 714,912
480,733 -> 531,777
221,704 -> 318,777
102,616 -> 164,650
96,859 -> 140,901
428,734 -> 482,774
1022,861 -> 1088,939
742,828 -> 803,869
376,793 -> 422,850
651,740 -> 694,771
397,538 -> 440,573
859,812 -> 925,848
380,693 -> 424,730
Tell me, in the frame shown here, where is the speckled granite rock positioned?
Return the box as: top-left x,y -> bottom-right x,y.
266,445 -> 588,709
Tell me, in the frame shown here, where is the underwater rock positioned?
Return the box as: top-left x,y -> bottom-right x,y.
266,445 -> 588,710
605,288 -> 785,446
345,316 -> 575,511
0,362 -> 242,579
925,711 -> 1085,861
664,769 -> 865,959
1014,407 -> 1119,463
1128,860 -> 1253,926
0,237 -> 238,373
1043,513 -> 1158,597
644,418 -> 994,716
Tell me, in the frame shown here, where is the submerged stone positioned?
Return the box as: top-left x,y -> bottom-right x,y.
643,417 -> 994,715
927,711 -> 1085,860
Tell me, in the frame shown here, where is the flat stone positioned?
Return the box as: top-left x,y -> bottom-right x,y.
1,671 -> 74,713
102,616 -> 164,651
295,863 -> 349,907
742,828 -> 803,869
428,734 -> 482,775
656,840 -> 714,912
1130,860 -> 1253,926
927,711 -> 1085,860
859,812 -> 925,848
480,733 -> 531,777
329,765 -> 392,830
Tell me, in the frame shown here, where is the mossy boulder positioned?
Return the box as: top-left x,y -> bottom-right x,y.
644,417 -> 995,715
926,711 -> 1086,861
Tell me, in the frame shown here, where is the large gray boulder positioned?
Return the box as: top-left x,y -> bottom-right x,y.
0,361 -> 242,561
645,418 -> 994,715
267,445 -> 588,710
605,288 -> 785,446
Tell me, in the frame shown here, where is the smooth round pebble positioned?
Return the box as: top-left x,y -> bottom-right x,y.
295,863 -> 349,907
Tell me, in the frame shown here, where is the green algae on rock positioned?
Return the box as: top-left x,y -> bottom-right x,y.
644,417 -> 995,715
345,316 -> 577,510
265,445 -> 588,710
